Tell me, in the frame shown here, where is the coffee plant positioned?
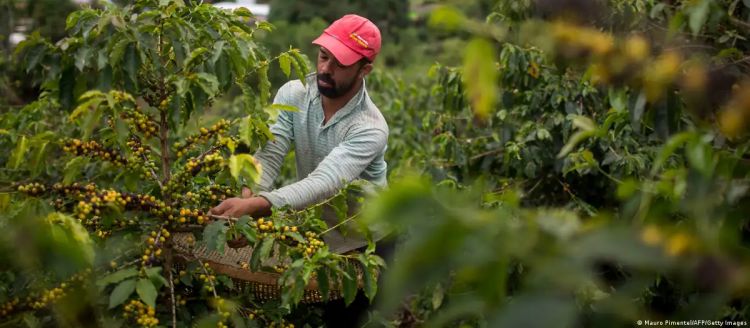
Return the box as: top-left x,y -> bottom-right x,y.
1,0 -> 383,327
4,0 -> 750,327
360,0 -> 750,327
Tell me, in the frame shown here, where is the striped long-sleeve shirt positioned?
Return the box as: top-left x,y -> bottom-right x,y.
255,74 -> 389,253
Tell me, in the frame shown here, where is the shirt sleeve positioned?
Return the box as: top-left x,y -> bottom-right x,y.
253,82 -> 298,192
258,126 -> 388,210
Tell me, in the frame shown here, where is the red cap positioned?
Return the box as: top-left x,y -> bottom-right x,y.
312,14 -> 381,66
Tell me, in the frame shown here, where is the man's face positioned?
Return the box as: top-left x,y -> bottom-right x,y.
316,47 -> 370,99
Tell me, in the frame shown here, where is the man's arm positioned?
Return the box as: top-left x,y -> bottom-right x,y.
258,126 -> 387,210
253,82 -> 300,192
210,81 -> 300,219
254,110 -> 294,192
210,128 -> 386,218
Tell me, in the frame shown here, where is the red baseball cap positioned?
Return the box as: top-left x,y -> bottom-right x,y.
312,14 -> 382,66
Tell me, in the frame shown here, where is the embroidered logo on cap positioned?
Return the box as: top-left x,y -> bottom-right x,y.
349,33 -> 369,49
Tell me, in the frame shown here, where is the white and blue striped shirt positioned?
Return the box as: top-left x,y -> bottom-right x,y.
255,73 -> 389,252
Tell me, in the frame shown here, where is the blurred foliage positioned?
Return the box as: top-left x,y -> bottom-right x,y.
0,0 -> 382,327
2,0 -> 750,327
264,0 -> 497,80
268,0 -> 410,35
0,0 -> 79,108
358,0 -> 750,326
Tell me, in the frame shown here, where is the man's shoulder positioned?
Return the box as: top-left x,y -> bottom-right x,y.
276,74 -> 316,105
277,79 -> 307,100
359,94 -> 389,134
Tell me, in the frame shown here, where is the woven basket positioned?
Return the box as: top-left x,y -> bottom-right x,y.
172,232 -> 363,303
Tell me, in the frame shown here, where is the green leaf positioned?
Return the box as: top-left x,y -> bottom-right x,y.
111,15 -> 126,30
60,67 -> 76,110
286,231 -> 305,243
97,267 -> 139,288
81,106 -> 103,140
249,237 -> 272,271
255,21 -> 274,32
332,192 -> 349,223
145,267 -> 169,290
557,130 -> 597,158
184,47 -> 208,69
234,7 -> 253,17
0,193 -> 9,212
229,154 -> 263,185
278,53 -> 292,78
124,44 -> 139,86
432,282 -> 445,310
108,279 -> 136,309
462,38 -> 497,120
211,41 -> 226,65
109,38 -> 130,67
173,77 -> 190,97
316,267 -> 330,302
79,90 -> 106,101
342,260 -> 358,306
195,73 -> 220,97
215,52 -> 231,89
63,157 -> 89,184
258,236 -> 274,260
204,221 -> 228,254
66,11 -> 85,31
358,255 -> 377,302
74,47 -> 92,72
263,104 -> 299,122
686,138 -> 714,176
238,223 -> 258,245
22,312 -> 40,328
258,63 -> 270,108
429,5 -> 466,30
571,115 -> 597,132
689,0 -> 710,35
651,132 -> 693,176
136,278 -> 157,309
70,97 -> 103,122
8,136 -> 28,170
289,49 -> 310,85
608,89 -> 627,111
238,116 -> 254,146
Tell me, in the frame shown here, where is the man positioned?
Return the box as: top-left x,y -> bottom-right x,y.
210,14 -> 389,254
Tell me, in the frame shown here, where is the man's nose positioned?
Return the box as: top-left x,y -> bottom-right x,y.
319,59 -> 333,74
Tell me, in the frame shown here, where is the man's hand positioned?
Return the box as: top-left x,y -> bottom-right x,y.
241,186 -> 253,199
209,196 -> 272,219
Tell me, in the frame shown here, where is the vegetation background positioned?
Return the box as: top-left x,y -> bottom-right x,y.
1,0 -> 750,327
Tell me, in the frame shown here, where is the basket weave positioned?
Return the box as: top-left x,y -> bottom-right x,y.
172,232 -> 362,303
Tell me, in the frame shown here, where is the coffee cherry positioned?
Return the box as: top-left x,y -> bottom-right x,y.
63,139 -> 128,166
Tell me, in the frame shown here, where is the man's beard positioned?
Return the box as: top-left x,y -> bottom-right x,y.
317,73 -> 356,98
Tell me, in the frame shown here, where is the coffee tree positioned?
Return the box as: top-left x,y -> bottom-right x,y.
362,0 -> 750,326
1,1 -> 383,327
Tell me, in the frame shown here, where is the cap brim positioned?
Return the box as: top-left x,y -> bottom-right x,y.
312,33 -> 363,66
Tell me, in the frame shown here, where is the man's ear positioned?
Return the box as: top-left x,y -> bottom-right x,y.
358,63 -> 373,79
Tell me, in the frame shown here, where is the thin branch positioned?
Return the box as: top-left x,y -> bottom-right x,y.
728,16 -> 750,34
168,265 -> 177,328
142,152 -> 163,189
159,110 -> 171,188
208,213 -> 237,222
195,258 -> 219,298
195,145 -> 222,162
470,148 -> 503,161
318,213 -> 360,237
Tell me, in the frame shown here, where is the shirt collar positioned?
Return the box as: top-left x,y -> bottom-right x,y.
307,74 -> 367,129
